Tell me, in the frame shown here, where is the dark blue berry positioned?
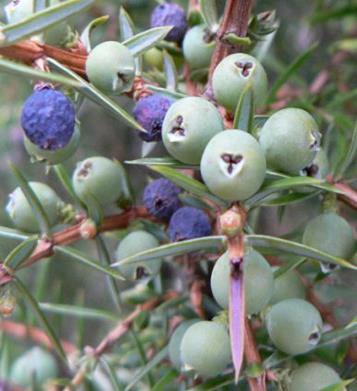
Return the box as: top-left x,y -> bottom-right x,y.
143,178 -> 181,220
150,2 -> 187,43
21,88 -> 75,151
168,206 -> 212,241
134,94 -> 174,142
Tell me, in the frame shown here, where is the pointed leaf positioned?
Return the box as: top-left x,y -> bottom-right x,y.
233,83 -> 254,131
152,369 -> 178,391
100,358 -> 124,391
119,7 -> 135,41
3,237 -> 38,269
246,235 -> 357,270
260,191 -> 320,207
52,164 -> 81,205
273,257 -> 306,279
147,84 -> 187,99
0,0 -> 94,46
187,374 -> 236,390
335,121 -> 357,180
126,156 -> 197,169
0,227 -> 29,241
80,192 -> 104,226
123,26 -> 173,57
80,15 -> 109,52
199,0 -> 219,30
163,50 -> 178,91
112,236 -> 226,267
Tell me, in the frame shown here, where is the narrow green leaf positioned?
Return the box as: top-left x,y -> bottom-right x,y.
233,83 -> 254,131
225,33 -> 252,47
311,5 -> 357,23
267,43 -> 318,103
261,191 -> 320,207
119,7 -> 135,41
52,164 -> 81,205
199,0 -> 219,30
3,237 -> 38,269
47,58 -> 146,133
126,156 -> 197,169
123,27 -> 173,57
0,0 -> 94,46
39,302 -> 117,321
80,15 -> 109,52
80,192 -> 104,226
335,121 -> 357,180
147,84 -> 187,99
246,235 -> 357,270
9,162 -> 51,234
273,257 -> 306,279
14,277 -> 67,362
187,374 -> 236,390
100,358 -> 124,391
112,236 -> 226,267
321,381 -> 352,391
152,369 -> 178,391
55,246 -> 125,280
149,165 -> 226,206
0,226 -> 29,241
163,50 -> 178,91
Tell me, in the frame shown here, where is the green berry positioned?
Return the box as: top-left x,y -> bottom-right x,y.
10,347 -> 58,388
162,97 -> 224,164
200,130 -> 266,201
182,25 -> 215,69
259,108 -> 321,175
302,213 -> 354,261
180,321 -> 231,378
72,156 -> 125,207
270,267 -> 305,305
212,53 -> 268,112
114,230 -> 162,280
6,182 -> 63,233
86,41 -> 136,94
143,47 -> 163,69
169,319 -> 199,370
266,298 -> 323,355
301,148 -> 329,180
24,124 -> 80,165
210,249 -> 274,315
289,362 -> 343,391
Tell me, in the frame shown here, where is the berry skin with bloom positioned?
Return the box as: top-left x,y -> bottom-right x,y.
143,178 -> 181,220
134,94 -> 174,142
21,88 -> 75,151
270,267 -> 306,305
168,206 -> 212,242
150,2 -> 187,43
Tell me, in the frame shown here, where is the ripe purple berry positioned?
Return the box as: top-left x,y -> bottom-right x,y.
134,94 -> 174,142
143,178 -> 181,220
150,2 -> 187,43
21,88 -> 75,151
168,206 -> 212,242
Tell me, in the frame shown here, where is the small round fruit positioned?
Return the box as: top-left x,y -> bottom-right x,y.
86,41 -> 135,94
212,53 -> 268,112
301,148 -> 329,179
183,25 -> 215,69
302,213 -> 354,261
289,362 -> 343,391
169,319 -> 198,370
266,298 -> 323,355
180,321 -> 231,378
24,124 -> 80,165
10,347 -> 58,387
162,97 -> 224,164
143,47 -> 163,69
6,182 -> 63,233
270,267 -> 305,305
114,230 -> 162,280
72,156 -> 125,207
200,130 -> 266,201
210,249 -> 274,315
150,2 -> 187,43
259,108 -> 321,175
21,87 -> 76,151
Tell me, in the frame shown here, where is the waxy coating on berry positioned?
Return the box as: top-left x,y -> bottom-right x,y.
162,96 -> 224,164
200,130 -> 266,201
270,267 -> 305,305
168,206 -> 212,242
134,94 -> 174,142
150,2 -> 187,43
212,53 -> 268,112
143,178 -> 181,220
266,298 -> 323,355
259,108 -> 321,175
21,88 -> 75,151
115,230 -> 162,280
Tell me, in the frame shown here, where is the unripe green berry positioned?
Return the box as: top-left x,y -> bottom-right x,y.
182,25 -> 215,69
114,230 -> 162,280
24,124 -> 80,165
266,298 -> 323,355
180,321 -> 231,378
289,362 -> 343,391
212,53 -> 268,112
72,156 -> 125,207
10,347 -> 58,388
270,267 -> 305,305
169,319 -> 199,370
210,249 -> 274,315
259,108 -> 321,175
200,130 -> 266,201
162,97 -> 224,164
143,47 -> 163,70
86,41 -> 136,94
302,212 -> 354,261
301,148 -> 329,180
6,182 -> 63,233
